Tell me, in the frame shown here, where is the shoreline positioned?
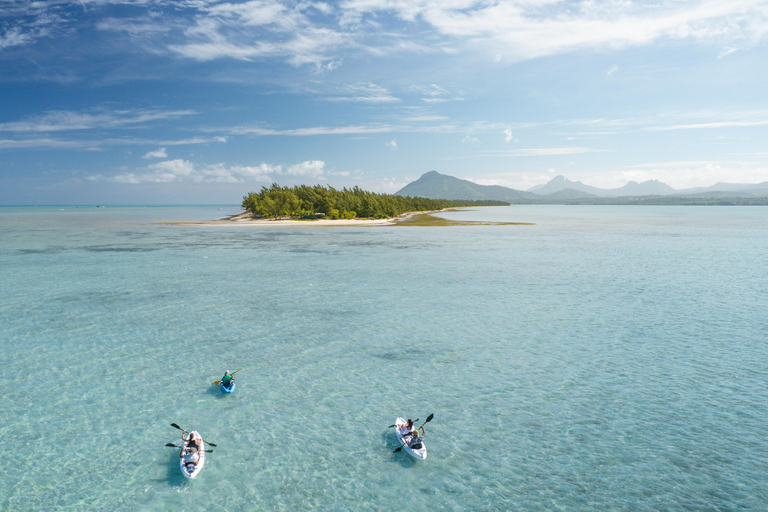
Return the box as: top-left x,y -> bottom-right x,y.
160,208 -> 534,227
162,209 -> 451,226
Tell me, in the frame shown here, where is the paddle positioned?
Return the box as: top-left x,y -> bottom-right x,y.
393,414 -> 434,453
214,368 -> 242,385
166,443 -> 214,453
388,418 -> 418,428
170,423 -> 217,447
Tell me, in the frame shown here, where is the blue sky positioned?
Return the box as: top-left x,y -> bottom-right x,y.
2,0 -> 768,204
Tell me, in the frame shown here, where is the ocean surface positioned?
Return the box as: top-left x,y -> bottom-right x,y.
1,205 -> 766,511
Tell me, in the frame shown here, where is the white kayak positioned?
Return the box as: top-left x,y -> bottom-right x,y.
395,417 -> 427,460
179,431 -> 206,478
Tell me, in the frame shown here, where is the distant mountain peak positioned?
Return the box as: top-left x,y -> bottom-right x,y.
396,171 -> 536,201
530,175 -> 677,197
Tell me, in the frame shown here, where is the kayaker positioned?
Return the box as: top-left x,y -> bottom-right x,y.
221,370 -> 235,388
180,446 -> 199,468
398,419 -> 414,437
182,430 -> 202,451
406,427 -> 425,449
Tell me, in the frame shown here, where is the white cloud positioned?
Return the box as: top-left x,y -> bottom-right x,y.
8,0 -> 768,72
403,115 -> 449,122
462,135 -> 479,145
0,135 -> 226,150
717,47 -> 739,58
326,82 -> 400,103
386,139 -> 397,150
414,84 -> 463,103
484,146 -> 607,156
149,159 -> 195,176
92,159 -> 330,184
286,160 -> 326,177
606,64 -> 619,76
107,159 -> 195,184
226,124 -> 395,136
340,0 -> 768,62
647,119 -> 768,131
96,17 -> 172,37
503,128 -> 513,143
167,1 -> 347,67
0,26 -> 32,50
0,109 -> 196,133
0,9 -> 63,50
143,147 -> 168,159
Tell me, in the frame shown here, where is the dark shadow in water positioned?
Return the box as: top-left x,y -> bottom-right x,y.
85,246 -> 159,253
205,383 -> 228,398
380,430 -> 416,468
372,347 -> 427,361
55,290 -> 132,304
164,446 -> 188,487
17,248 -> 63,255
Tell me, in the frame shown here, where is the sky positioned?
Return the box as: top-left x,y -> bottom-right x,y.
2,0 -> 768,205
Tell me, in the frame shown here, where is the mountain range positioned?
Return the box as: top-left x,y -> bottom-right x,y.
396,171 -> 768,204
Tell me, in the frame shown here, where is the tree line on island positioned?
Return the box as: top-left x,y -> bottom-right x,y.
242,184 -> 509,219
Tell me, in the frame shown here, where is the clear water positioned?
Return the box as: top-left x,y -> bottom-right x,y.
1,205 -> 766,511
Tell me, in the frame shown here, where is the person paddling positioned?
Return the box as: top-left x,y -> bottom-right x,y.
221,370 -> 235,389
405,426 -> 425,449
180,431 -> 202,469
398,419 -> 414,437
180,445 -> 200,468
182,430 -> 202,450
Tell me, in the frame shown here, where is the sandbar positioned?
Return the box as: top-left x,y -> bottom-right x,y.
161,209 -> 533,226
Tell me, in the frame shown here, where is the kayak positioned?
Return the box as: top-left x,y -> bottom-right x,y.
179,431 -> 206,478
220,381 -> 236,394
395,417 -> 427,460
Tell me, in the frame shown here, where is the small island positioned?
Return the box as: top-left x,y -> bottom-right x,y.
164,184 -> 533,226
218,184 -> 523,226
241,184 -> 509,219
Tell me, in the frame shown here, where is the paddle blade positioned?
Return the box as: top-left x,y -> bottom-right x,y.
214,381 -> 221,385
424,413 -> 434,423
170,423 -> 182,430
166,443 -> 180,448
393,446 -> 403,453
233,368 -> 243,374
203,440 -> 217,447
387,424 -> 396,428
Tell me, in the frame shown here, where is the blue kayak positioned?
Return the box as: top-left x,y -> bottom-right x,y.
220,381 -> 236,394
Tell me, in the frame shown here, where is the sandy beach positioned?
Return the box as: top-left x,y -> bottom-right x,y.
166,210 -> 438,226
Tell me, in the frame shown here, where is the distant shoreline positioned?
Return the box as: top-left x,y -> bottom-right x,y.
161,208 -> 534,227
161,209 -> 443,226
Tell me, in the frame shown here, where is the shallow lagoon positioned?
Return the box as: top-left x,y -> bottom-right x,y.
1,205 -> 766,510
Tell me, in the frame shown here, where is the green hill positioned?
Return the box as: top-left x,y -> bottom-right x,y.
396,171 -> 538,201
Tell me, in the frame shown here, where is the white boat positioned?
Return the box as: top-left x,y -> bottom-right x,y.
395,417 -> 427,460
179,431 -> 206,478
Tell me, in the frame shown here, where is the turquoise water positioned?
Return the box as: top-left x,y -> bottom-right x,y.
1,205 -> 766,511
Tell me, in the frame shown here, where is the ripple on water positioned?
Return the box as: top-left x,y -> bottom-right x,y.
1,206 -> 767,510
